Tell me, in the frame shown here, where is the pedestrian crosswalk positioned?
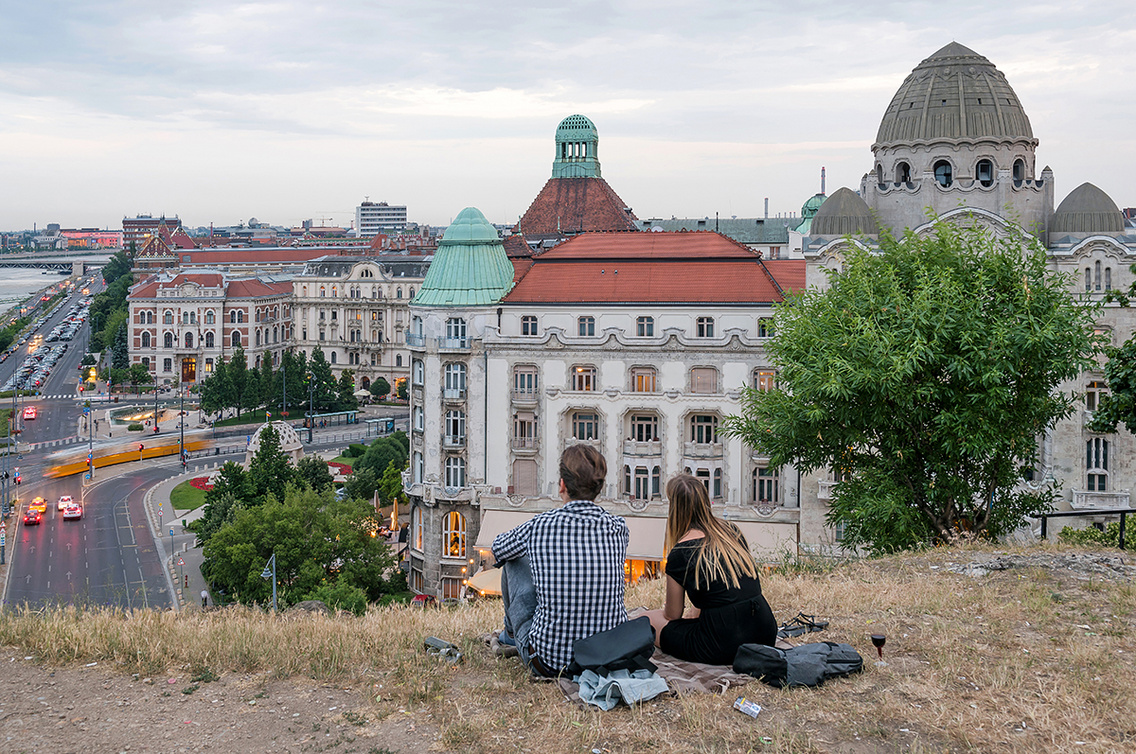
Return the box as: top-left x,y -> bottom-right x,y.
27,437 -> 85,450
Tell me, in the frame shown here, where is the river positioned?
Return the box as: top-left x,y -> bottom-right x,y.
0,267 -> 74,317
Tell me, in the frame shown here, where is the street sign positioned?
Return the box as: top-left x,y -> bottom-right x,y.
84,473 -> 90,480
177,557 -> 184,566
83,407 -> 89,415
169,528 -> 174,537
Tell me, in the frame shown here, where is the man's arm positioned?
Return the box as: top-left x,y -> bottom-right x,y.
492,518 -> 534,565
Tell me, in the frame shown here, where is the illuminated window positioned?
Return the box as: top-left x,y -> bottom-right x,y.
442,511 -> 466,558
630,366 -> 656,392
572,365 -> 596,392
691,367 -> 718,394
754,370 -> 777,392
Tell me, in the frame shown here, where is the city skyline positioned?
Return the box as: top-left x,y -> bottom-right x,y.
2,1 -> 1134,230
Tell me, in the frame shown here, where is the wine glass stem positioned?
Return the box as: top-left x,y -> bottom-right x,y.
877,647 -> 883,660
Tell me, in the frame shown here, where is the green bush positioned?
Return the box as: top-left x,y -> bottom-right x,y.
1058,516 -> 1136,548
302,581 -> 369,616
127,423 -> 143,431
345,443 -> 367,458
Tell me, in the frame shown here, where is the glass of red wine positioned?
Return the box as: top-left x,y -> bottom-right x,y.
871,634 -> 886,665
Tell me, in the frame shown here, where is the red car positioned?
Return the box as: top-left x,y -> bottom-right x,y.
22,509 -> 42,526
22,406 -> 36,421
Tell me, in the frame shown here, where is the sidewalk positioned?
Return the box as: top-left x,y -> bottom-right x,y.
145,470 -> 211,611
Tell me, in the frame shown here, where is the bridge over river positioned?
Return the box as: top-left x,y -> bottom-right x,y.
0,252 -> 113,274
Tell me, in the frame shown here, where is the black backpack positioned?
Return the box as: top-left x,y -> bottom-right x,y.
566,616 -> 657,676
733,641 -> 863,688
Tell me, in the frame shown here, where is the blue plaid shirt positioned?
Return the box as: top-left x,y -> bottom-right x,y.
493,500 -> 629,672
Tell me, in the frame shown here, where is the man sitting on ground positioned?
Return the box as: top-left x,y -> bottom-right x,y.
492,444 -> 629,676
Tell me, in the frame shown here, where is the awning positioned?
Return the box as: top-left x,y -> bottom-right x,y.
475,510 -> 537,549
466,567 -> 502,596
622,515 -> 667,560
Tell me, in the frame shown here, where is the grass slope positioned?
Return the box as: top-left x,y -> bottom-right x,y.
0,542 -> 1133,753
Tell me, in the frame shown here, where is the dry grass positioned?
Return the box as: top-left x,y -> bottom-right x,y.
2,542 -> 1135,753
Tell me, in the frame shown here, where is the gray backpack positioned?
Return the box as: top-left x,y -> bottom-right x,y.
733,641 -> 863,688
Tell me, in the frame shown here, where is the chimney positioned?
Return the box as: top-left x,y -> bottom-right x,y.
821,167 -> 826,195
764,198 -> 769,219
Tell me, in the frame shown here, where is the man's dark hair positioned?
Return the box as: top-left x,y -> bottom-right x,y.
559,443 -> 606,501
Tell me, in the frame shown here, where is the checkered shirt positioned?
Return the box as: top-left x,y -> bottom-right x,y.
493,500 -> 629,672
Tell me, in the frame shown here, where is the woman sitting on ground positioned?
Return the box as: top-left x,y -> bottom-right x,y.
646,474 -> 778,665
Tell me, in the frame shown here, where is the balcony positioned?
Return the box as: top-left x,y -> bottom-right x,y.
682,441 -> 724,459
1071,490 -> 1131,510
443,435 -> 466,449
512,388 -> 539,406
817,481 -> 837,501
511,437 -> 538,453
623,439 -> 662,457
405,333 -> 425,348
443,387 -> 466,401
437,336 -> 471,351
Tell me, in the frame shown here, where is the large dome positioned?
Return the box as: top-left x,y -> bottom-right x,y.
1050,183 -> 1124,235
811,188 -> 879,236
875,42 -> 1035,149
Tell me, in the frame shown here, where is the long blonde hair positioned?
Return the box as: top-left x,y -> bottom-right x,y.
665,474 -> 757,590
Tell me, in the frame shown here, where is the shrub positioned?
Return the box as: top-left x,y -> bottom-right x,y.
346,443 -> 367,458
127,423 -> 143,431
1058,516 -> 1136,548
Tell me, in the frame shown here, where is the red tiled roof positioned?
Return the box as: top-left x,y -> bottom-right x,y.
227,279 -> 291,298
177,248 -> 328,264
516,177 -> 638,239
510,258 -> 534,283
165,273 -> 223,288
503,232 -> 803,305
502,234 -> 536,259
761,260 -> 806,294
169,227 -> 197,250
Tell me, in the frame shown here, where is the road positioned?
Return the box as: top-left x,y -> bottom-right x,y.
4,459 -> 173,609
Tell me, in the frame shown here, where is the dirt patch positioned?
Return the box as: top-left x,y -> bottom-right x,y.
0,656 -> 444,753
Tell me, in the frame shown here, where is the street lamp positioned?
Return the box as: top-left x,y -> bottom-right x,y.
179,388 -> 186,469
260,552 -> 277,612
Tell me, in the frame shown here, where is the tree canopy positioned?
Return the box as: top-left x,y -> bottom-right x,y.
724,223 -> 1100,553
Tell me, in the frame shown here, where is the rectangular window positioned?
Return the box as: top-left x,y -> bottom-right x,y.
691,367 -> 718,394
754,370 -> 777,392
630,414 -> 659,442
636,316 -> 654,337
755,467 -> 779,504
573,412 -> 599,441
1086,380 -> 1107,411
697,317 -> 714,338
758,318 -> 774,338
630,367 -> 656,393
513,366 -> 538,395
572,366 -> 596,392
690,414 -> 719,444
633,466 -> 651,500
513,413 -> 535,448
578,316 -> 595,336
162,358 -> 172,373
1087,437 -> 1109,491
521,316 -> 538,336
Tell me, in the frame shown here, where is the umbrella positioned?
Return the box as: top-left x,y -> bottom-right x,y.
466,568 -> 501,597
353,388 -> 371,398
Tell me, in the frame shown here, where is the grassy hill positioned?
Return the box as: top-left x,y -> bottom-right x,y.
1,542 -> 1133,753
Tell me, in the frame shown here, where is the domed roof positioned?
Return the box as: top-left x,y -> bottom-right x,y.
556,114 -> 598,142
441,206 -> 500,246
811,187 -> 879,236
875,42 -> 1035,149
1050,182 -> 1125,235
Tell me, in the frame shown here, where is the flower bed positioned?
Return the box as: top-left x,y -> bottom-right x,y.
189,476 -> 214,491
327,462 -> 353,476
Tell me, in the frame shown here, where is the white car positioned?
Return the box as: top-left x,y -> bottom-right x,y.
62,504 -> 83,521
57,495 -> 73,511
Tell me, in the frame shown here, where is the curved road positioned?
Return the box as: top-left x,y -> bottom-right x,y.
4,467 -> 173,609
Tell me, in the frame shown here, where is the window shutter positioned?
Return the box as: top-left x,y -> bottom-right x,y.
513,460 -> 537,496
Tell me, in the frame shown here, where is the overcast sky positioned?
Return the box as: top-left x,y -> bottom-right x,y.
2,1 -> 1133,232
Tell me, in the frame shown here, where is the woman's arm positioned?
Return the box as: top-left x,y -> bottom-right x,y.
663,575 -> 687,621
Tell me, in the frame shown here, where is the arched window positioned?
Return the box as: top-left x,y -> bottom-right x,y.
330,351 -> 337,364
408,287 -> 415,299
205,331 -> 215,348
411,506 -> 423,550
255,331 -> 261,347
231,331 -> 241,347
875,164 -> 884,186
413,359 -> 424,385
163,311 -> 173,325
163,332 -> 173,349
975,159 -> 994,187
933,160 -> 953,187
444,363 -> 466,395
1095,261 -> 1102,292
184,332 -> 194,348
895,161 -> 911,184
141,332 -> 151,348
413,406 -> 424,431
396,354 -> 402,367
413,451 -> 424,485
205,310 -> 215,324
444,457 -> 466,489
397,287 -> 403,299
273,327 -> 279,343
443,511 -> 466,557
145,311 -> 153,324
1013,158 -> 1026,184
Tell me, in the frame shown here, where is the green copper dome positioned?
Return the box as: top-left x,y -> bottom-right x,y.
440,206 -> 501,245
552,114 -> 601,178
415,207 -> 514,307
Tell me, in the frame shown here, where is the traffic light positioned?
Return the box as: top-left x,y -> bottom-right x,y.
138,444 -> 144,453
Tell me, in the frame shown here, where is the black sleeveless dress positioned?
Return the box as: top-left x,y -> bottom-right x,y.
658,536 -> 778,665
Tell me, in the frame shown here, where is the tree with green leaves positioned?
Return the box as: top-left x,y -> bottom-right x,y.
248,423 -> 297,502
1088,337 -> 1136,435
111,322 -> 130,370
379,458 -> 407,507
201,486 -> 396,608
344,466 -> 377,501
258,356 -> 277,412
281,349 -> 308,413
723,223 -> 1100,554
296,456 -> 334,492
337,369 -> 358,411
369,376 -> 391,401
101,249 -> 132,286
127,363 -> 153,386
396,379 -> 407,401
354,432 -> 408,480
308,346 -> 337,412
194,462 -> 254,546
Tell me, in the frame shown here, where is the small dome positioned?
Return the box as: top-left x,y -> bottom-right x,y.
556,114 -> 598,142
1050,183 -> 1125,235
441,207 -> 499,245
876,42 -> 1034,148
811,188 -> 879,236
801,192 -> 826,217
245,421 -> 305,466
